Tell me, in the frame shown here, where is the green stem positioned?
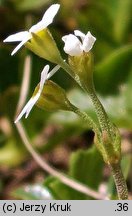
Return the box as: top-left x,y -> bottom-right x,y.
87,86 -> 114,138
109,163 -> 128,200
60,60 -> 114,138
60,59 -> 128,200
87,86 -> 128,200
70,105 -> 101,141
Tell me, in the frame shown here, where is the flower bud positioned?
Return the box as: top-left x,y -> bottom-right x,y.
34,80 -> 73,112
26,29 -> 63,65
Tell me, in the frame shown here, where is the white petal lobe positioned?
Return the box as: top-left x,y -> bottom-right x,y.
62,35 -> 68,42
74,30 -> 85,41
14,98 -> 36,123
3,31 -> 29,42
25,95 -> 39,118
62,30 -> 96,56
62,34 -> 83,56
39,65 -> 49,92
42,4 -> 60,27
82,31 -> 96,52
4,4 -> 60,54
29,21 -> 45,33
47,65 -> 60,79
11,37 -> 30,55
30,4 -> 60,33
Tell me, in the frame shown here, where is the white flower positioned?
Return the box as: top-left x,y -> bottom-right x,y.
62,30 -> 96,56
3,4 -> 60,55
15,64 -> 60,123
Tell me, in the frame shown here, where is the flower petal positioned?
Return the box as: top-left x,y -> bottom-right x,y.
62,34 -> 83,56
39,65 -> 49,92
47,65 -> 60,79
25,65 -> 50,118
14,96 -> 38,123
14,64 -> 61,123
11,36 -> 31,55
29,21 -> 45,33
42,4 -> 60,26
15,65 -> 49,123
3,31 -> 29,42
82,31 -> 96,52
62,35 -> 68,42
25,95 -> 40,118
74,30 -> 85,41
29,4 -> 60,33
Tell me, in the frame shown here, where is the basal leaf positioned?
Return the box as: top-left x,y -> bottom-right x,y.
43,146 -> 104,199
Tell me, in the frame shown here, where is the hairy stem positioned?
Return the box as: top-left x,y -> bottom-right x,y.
88,88 -> 128,199
61,60 -> 114,138
71,105 -> 101,140
109,163 -> 128,200
87,87 -> 114,138
61,59 -> 128,200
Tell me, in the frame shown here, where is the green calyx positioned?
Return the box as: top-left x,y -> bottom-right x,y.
25,28 -> 63,65
68,52 -> 94,90
34,80 -> 73,112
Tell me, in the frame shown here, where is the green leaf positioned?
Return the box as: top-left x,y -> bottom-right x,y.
125,67 -> 132,109
44,176 -> 83,199
121,155 -> 131,179
50,87 -> 132,129
69,147 -> 104,189
0,138 -> 26,167
0,0 -> 4,6
94,45 -> 132,94
43,146 -> 104,199
77,1 -> 114,44
113,0 -> 132,43
12,184 -> 53,200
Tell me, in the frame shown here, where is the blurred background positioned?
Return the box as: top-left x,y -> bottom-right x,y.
0,0 -> 132,199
